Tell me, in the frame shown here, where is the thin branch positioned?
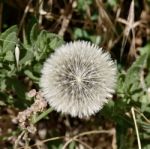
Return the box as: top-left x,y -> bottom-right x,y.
134,108 -> 150,124
76,129 -> 113,138
14,131 -> 26,149
95,0 -> 116,34
38,0 -> 45,25
117,0 -> 141,59
18,0 -> 33,36
74,138 -> 93,149
62,138 -> 75,149
62,129 -> 115,149
58,0 -> 74,36
18,136 -> 65,149
131,107 -> 141,149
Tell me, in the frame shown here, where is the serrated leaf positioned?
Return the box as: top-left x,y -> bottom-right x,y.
125,53 -> 147,92
36,30 -> 47,49
3,32 -> 17,53
22,24 -> 64,63
4,50 -> 14,61
0,25 -> 18,39
48,34 -> 64,49
19,47 -> 34,65
30,24 -> 40,43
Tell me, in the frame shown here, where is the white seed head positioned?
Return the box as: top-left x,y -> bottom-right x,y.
40,41 -> 116,118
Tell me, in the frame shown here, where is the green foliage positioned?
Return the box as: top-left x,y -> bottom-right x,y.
0,24 -> 64,108
76,0 -> 93,12
73,28 -> 101,44
102,43 -> 150,148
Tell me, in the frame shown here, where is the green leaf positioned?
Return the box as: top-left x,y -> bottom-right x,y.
6,78 -> 26,100
0,79 -> 6,91
33,63 -> 42,73
4,50 -> 14,61
24,70 -> 39,81
139,44 -> 150,55
24,17 -> 38,44
32,108 -> 53,124
3,32 -> 17,53
51,144 -> 63,149
145,74 -> 150,86
34,30 -> 64,60
124,53 -> 147,93
0,25 -> 18,39
77,0 -> 92,11
22,24 -> 64,63
68,141 -> 76,149
19,47 -> 34,65
0,26 -> 18,62
107,0 -> 117,7
48,34 -> 64,49
30,24 -> 40,43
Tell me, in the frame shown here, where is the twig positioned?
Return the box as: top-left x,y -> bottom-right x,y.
76,129 -> 114,138
62,137 -> 74,149
14,131 -> 26,149
58,0 -> 74,36
131,107 -> 141,149
74,138 -> 93,149
95,0 -> 116,34
134,108 -> 150,124
111,128 -> 117,149
38,0 -> 45,25
17,129 -> 116,149
62,129 -> 115,149
117,0 -> 140,59
18,0 -> 33,35
18,136 -> 65,149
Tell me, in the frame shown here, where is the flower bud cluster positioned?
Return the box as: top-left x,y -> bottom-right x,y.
16,89 -> 47,133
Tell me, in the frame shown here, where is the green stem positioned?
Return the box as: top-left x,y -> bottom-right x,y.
32,108 -> 53,124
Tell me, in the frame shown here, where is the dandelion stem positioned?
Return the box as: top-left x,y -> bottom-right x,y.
32,107 -> 53,124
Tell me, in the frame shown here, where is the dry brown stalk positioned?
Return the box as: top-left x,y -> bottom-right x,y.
58,0 -> 74,36
117,0 -> 141,59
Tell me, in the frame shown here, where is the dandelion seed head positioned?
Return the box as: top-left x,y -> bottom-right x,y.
40,41 -> 116,118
